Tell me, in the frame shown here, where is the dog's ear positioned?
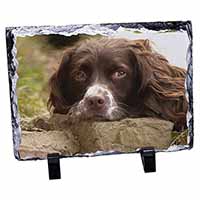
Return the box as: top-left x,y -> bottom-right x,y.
128,39 -> 187,128
128,39 -> 154,96
48,48 -> 74,113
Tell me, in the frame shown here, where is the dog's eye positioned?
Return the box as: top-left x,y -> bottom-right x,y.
112,70 -> 127,79
74,71 -> 87,82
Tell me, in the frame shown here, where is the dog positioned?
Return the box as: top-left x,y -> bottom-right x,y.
48,37 -> 188,130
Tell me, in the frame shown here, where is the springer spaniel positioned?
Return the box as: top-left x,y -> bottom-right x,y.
48,37 -> 188,130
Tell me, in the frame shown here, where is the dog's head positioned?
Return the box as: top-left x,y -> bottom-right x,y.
48,37 -> 187,125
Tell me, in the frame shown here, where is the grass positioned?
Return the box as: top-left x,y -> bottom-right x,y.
171,129 -> 188,146
16,36 -> 50,118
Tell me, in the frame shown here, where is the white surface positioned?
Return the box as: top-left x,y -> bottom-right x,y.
0,1 -> 199,200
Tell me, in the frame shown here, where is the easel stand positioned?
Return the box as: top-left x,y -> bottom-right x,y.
47,147 -> 156,180
47,153 -> 61,180
140,147 -> 156,173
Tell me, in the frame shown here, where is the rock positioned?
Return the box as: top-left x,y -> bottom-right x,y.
19,130 -> 80,159
18,114 -> 174,159
74,118 -> 174,153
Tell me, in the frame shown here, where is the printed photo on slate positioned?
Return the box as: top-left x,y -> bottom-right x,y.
6,21 -> 193,160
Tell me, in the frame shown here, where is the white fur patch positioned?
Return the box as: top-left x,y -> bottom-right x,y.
81,84 -> 118,119
84,84 -> 116,107
75,83 -> 126,120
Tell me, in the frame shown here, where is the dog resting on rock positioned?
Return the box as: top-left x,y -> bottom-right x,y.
48,37 -> 188,130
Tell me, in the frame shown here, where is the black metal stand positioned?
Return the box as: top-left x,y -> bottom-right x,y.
47,153 -> 61,180
46,148 -> 155,179
140,147 -> 156,173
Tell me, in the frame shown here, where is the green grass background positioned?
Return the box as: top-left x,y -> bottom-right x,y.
16,36 -> 54,117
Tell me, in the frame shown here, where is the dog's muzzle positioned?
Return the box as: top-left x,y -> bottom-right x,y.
78,84 -> 117,119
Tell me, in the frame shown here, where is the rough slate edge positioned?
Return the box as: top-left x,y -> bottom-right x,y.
5,20 -> 193,161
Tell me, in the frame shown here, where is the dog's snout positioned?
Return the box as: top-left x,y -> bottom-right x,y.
81,84 -> 117,118
86,96 -> 106,109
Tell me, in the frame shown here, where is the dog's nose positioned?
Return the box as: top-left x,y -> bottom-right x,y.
86,96 -> 106,110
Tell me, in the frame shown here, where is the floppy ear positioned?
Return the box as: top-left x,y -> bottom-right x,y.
47,48 -> 74,114
128,39 -> 154,96
129,39 -> 187,128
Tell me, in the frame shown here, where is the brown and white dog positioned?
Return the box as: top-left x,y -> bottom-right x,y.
48,37 -> 188,130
